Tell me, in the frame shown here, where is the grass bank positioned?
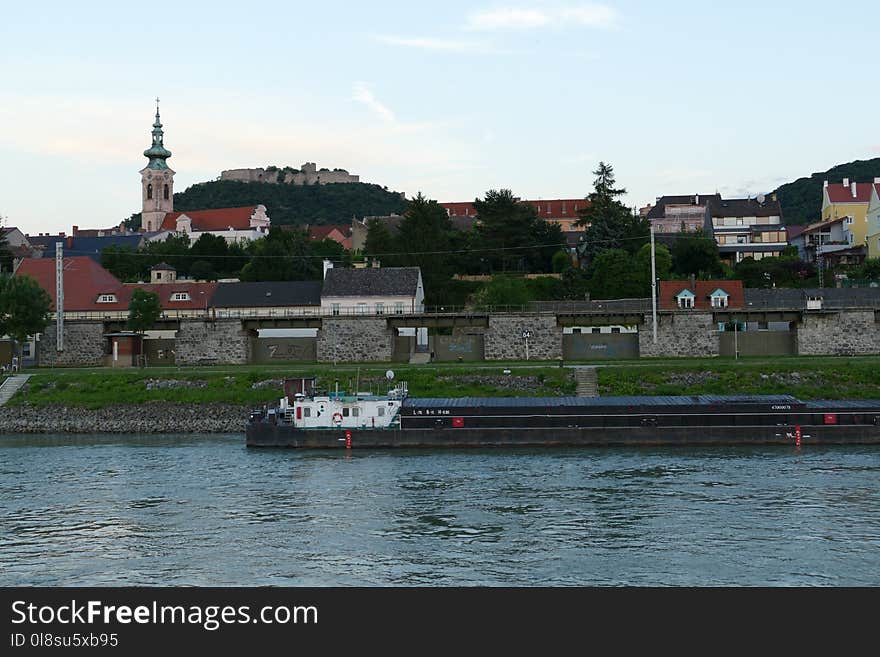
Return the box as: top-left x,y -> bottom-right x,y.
5,356 -> 880,408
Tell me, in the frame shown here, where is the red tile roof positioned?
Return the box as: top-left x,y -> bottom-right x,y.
825,182 -> 873,204
441,198 -> 590,219
159,206 -> 258,231
122,282 -> 219,310
659,280 -> 744,310
15,256 -> 125,311
308,224 -> 352,249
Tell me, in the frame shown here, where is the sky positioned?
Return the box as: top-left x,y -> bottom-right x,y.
2,0 -> 879,235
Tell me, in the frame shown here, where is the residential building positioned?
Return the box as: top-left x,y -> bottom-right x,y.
647,194 -> 718,234
440,198 -> 591,231
211,281 -> 322,319
157,205 -> 271,244
708,195 -> 786,265
788,216 -> 854,263
866,181 -> 880,258
320,262 -> 424,316
306,224 -> 353,250
658,280 -> 745,311
821,178 -> 877,247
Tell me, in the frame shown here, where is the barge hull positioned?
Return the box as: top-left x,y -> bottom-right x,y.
246,424 -> 880,448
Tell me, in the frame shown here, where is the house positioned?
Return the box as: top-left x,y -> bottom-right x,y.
69,234 -> 145,262
158,205 -> 270,245
821,178 -> 877,247
866,181 -> 880,258
211,281 -> 322,319
658,280 -> 745,311
708,195 -> 787,265
788,216 -> 854,263
647,194 -> 718,234
306,224 -> 353,250
320,262 -> 424,315
440,198 -> 591,232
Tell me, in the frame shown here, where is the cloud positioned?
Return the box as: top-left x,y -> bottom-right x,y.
352,82 -> 395,123
466,3 -> 617,31
372,34 -> 488,53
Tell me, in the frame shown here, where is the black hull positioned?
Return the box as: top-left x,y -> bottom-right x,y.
246,424 -> 880,448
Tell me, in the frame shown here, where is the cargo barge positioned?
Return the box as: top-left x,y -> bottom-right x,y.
245,377 -> 880,449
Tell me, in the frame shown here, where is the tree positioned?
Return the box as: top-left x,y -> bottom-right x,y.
671,230 -> 723,278
190,260 -> 218,282
363,218 -> 397,263
470,276 -> 532,310
240,227 -> 320,281
552,250 -> 572,273
634,242 -> 672,293
0,275 -> 52,359
588,249 -> 644,299
576,162 -> 647,265
0,214 -> 14,274
127,288 -> 162,333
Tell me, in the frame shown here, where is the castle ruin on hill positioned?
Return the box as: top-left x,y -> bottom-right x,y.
220,162 -> 359,185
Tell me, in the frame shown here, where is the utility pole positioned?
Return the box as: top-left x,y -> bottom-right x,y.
650,224 -> 657,343
56,241 -> 64,352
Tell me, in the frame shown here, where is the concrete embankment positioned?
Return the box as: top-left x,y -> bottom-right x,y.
0,403 -> 253,434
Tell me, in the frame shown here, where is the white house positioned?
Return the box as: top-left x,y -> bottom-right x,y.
320,262 -> 425,316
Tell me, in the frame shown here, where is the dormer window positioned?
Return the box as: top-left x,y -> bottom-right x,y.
97,294 -> 117,303
709,288 -> 730,308
171,292 -> 191,302
676,289 -> 695,309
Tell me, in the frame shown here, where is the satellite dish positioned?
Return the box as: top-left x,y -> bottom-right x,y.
386,370 -> 395,380
756,193 -> 766,204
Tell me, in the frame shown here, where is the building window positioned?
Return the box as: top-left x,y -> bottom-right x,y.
97,294 -> 117,303
710,296 -> 728,308
394,302 -> 404,314
591,327 -> 601,334
171,292 -> 190,301
375,303 -> 385,315
163,184 -> 169,200
22,343 -> 31,357
611,327 -> 621,334
331,303 -> 340,316
356,303 -> 367,315
147,184 -> 153,200
676,291 -> 695,309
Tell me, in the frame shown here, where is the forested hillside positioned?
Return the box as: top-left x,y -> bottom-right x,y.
125,180 -> 408,230
774,157 -> 880,225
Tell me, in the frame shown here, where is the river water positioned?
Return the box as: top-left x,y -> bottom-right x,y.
1,434 -> 879,586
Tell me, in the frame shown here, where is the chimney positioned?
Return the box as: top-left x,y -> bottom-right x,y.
843,178 -> 849,187
695,194 -> 700,205
823,180 -> 828,188
72,225 -> 78,236
875,177 -> 880,184
59,231 -> 65,237
689,273 -> 696,290
66,236 -> 73,250
322,259 -> 334,279
851,182 -> 857,198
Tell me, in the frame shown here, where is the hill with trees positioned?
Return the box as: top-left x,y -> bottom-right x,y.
773,157 -> 880,225
124,180 -> 408,230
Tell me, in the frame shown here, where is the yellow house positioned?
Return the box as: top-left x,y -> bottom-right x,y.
867,182 -> 880,259
821,178 -> 874,246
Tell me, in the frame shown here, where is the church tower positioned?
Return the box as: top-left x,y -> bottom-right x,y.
139,99 -> 175,232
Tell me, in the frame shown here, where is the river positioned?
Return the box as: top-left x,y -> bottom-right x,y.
1,434 -> 879,586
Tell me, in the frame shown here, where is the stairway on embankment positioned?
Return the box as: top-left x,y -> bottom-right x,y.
574,367 -> 598,397
0,374 -> 31,406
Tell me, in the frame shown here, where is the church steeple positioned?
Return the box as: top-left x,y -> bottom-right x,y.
139,98 -> 175,232
143,98 -> 172,170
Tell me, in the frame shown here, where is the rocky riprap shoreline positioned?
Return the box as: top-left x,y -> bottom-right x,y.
0,402 -> 253,434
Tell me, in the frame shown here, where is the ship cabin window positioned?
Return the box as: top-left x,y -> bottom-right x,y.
302,407 -> 311,418
342,408 -> 350,417
378,407 -> 385,417
352,407 -> 360,417
676,290 -> 695,309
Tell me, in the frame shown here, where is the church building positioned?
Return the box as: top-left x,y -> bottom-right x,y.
139,102 -> 271,243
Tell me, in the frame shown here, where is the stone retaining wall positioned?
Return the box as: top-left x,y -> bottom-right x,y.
39,322 -> 105,367
175,320 -> 250,365
485,315 -> 561,360
797,311 -> 880,355
638,313 -> 719,358
317,318 -> 393,362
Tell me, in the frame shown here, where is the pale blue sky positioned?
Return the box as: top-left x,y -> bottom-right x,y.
2,1 -> 878,234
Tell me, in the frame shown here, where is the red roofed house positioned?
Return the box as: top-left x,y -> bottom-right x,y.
306,224 -> 353,250
440,198 -> 591,231
658,280 -> 745,311
138,102 -> 270,244
821,178 -> 877,247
